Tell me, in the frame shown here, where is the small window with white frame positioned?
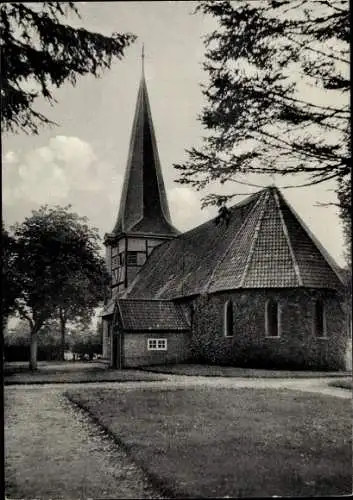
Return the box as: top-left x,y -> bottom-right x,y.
147,338 -> 167,351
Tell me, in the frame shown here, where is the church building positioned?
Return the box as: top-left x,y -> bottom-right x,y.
101,64 -> 348,371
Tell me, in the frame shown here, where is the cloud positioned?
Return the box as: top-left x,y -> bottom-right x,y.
4,136 -> 96,205
2,136 -> 123,235
4,151 -> 19,164
2,135 -> 212,237
168,186 -> 212,231
2,137 -> 213,242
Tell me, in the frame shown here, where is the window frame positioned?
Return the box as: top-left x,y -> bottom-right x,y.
312,299 -> 327,339
224,300 -> 234,338
147,338 -> 167,351
265,299 -> 281,338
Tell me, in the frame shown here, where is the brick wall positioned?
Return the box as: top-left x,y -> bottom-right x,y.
190,289 -> 347,370
123,331 -> 191,367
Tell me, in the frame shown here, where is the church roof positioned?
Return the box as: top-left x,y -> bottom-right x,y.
111,70 -> 179,238
124,186 -> 343,299
117,299 -> 190,331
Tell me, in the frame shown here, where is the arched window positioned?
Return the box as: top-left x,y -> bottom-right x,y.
265,299 -> 280,337
224,300 -> 233,337
313,300 -> 326,337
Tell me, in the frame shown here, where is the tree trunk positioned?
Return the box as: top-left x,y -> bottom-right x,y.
30,330 -> 38,371
2,314 -> 9,336
59,310 -> 66,361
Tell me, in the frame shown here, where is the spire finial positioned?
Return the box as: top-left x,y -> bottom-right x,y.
141,43 -> 145,75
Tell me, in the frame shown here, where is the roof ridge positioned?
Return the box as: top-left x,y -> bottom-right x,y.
203,190 -> 266,293
239,189 -> 270,287
276,189 -> 344,284
273,189 -> 303,286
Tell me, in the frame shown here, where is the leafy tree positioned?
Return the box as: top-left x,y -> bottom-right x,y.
336,175 -> 351,264
11,205 -> 109,370
1,2 -> 136,134
1,223 -> 21,330
4,319 -> 65,362
56,266 -> 110,361
175,1 -> 349,214
70,324 -> 102,361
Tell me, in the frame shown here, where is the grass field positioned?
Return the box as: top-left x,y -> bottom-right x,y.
328,378 -> 353,390
141,363 -> 350,378
66,386 -> 352,498
4,361 -> 166,384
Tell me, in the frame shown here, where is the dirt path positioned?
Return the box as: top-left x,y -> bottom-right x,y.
4,375 -> 350,499
5,386 -> 163,499
7,374 -> 350,397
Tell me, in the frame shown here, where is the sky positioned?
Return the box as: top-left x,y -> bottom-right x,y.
2,0 -> 347,267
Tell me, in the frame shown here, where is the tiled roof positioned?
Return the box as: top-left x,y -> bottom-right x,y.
125,186 -> 342,298
208,189 -> 301,291
117,299 -> 190,331
124,192 -> 259,299
111,73 -> 179,238
275,189 -> 343,288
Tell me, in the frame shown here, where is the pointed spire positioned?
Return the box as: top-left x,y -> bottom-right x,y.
112,56 -> 179,238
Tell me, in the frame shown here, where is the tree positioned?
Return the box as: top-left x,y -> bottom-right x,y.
11,204 -> 109,370
4,319 -> 64,362
56,265 -> 110,361
1,2 -> 136,134
70,324 -> 102,361
336,175 -> 351,264
175,1 -> 350,213
1,223 -> 21,330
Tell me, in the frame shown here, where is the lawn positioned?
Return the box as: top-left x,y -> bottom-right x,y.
141,363 -> 349,378
4,361 -> 166,384
66,386 -> 352,498
328,378 -> 353,390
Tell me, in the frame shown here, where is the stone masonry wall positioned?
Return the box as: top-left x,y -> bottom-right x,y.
123,331 -> 191,368
190,289 -> 347,370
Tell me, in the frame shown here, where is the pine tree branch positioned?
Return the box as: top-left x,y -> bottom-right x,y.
286,35 -> 349,64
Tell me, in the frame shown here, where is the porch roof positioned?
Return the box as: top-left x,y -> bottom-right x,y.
117,299 -> 190,331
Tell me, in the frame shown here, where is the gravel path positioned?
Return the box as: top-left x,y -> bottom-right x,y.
5,386 -> 163,499
6,374 -> 351,397
4,374 -> 350,499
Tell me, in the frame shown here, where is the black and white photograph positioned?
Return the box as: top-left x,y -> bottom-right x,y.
2,1 -> 351,498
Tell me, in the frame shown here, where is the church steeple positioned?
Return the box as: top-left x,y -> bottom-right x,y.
112,50 -> 178,238
104,52 -> 179,295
